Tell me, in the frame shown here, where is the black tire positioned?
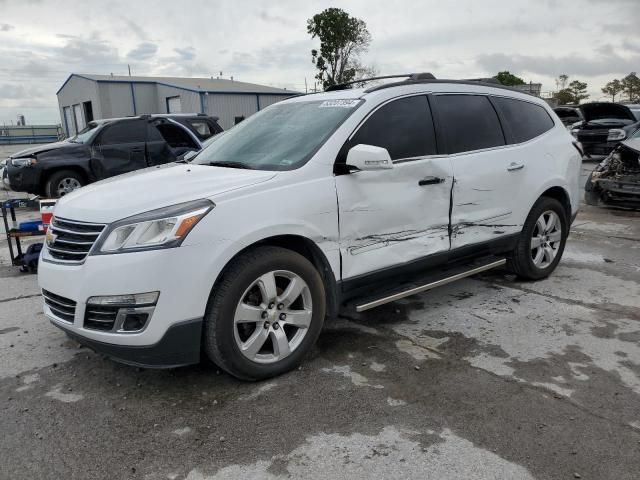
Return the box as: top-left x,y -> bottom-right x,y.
203,246 -> 326,381
508,196 -> 568,280
45,170 -> 84,198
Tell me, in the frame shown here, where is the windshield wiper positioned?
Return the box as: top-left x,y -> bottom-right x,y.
207,161 -> 253,169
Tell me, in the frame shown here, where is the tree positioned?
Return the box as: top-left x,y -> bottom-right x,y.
307,8 -> 372,89
567,80 -> 589,104
555,74 -> 569,91
493,71 -> 525,86
621,72 -> 640,102
602,79 -> 624,102
552,78 -> 589,105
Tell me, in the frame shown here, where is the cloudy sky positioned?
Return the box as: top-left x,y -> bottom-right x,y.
0,0 -> 638,124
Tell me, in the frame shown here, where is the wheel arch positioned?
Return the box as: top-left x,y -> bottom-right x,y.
539,185 -> 572,222
42,165 -> 89,192
213,234 -> 340,319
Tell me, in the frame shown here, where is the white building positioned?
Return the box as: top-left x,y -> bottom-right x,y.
56,74 -> 298,135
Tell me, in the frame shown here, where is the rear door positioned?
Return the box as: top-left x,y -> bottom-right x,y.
90,119 -> 147,179
336,95 -> 453,280
431,94 -> 521,249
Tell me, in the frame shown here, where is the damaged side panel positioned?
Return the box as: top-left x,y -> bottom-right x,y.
449,148 -> 524,249
336,157 -> 453,280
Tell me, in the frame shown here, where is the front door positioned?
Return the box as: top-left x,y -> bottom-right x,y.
335,95 -> 453,280
91,119 -> 147,179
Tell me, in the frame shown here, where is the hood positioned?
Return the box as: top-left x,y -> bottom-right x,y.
54,163 -> 277,223
9,140 -> 77,158
579,103 -> 635,123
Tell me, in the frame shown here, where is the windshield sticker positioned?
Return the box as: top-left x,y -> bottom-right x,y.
319,99 -> 360,108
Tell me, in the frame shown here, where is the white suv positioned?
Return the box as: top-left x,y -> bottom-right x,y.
38,74 -> 581,380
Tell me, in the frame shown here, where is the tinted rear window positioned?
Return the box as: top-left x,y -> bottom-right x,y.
350,95 -> 437,160
433,95 -> 505,154
493,97 -> 555,143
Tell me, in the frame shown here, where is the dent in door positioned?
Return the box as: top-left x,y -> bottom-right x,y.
338,159 -> 453,279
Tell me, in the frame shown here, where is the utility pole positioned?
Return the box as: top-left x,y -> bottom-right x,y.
128,64 -> 132,76
304,77 -> 308,93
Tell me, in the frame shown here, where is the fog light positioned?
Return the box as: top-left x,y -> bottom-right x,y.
122,313 -> 150,331
87,292 -> 159,306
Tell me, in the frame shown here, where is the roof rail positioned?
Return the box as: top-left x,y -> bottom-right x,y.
364,77 -> 536,96
325,73 -> 436,92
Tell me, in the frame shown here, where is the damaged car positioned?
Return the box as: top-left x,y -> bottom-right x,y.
38,74 -> 580,380
585,130 -> 640,209
5,114 -> 222,198
571,102 -> 640,159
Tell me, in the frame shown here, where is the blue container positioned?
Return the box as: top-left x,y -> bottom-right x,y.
18,219 -> 43,231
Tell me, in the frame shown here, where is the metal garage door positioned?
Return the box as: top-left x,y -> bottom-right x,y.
167,96 -> 182,113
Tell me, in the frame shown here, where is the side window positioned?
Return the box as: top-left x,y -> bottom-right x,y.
98,120 -> 145,145
433,95 -> 505,154
350,95 -> 437,160
492,97 -> 555,144
154,123 -> 198,149
188,120 -> 213,139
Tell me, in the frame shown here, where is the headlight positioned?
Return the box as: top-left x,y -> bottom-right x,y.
10,157 -> 37,167
607,129 -> 626,141
93,199 -> 214,254
570,129 -> 579,138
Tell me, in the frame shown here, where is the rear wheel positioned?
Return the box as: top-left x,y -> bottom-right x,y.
508,196 -> 568,280
203,246 -> 326,380
45,170 -> 84,198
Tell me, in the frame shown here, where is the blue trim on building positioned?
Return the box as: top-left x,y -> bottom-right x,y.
255,94 -> 260,111
130,82 -> 137,115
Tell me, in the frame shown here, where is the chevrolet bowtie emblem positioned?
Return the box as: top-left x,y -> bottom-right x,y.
45,229 -> 57,245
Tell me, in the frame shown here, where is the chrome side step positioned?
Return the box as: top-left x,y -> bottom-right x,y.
355,258 -> 506,312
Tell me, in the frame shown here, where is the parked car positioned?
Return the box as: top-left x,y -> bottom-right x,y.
553,105 -> 581,127
38,74 -> 581,380
570,102 -> 640,159
5,114 -> 223,198
585,128 -> 640,209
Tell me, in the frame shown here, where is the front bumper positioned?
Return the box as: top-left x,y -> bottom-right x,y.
54,317 -> 202,368
38,240 -> 228,367
7,163 -> 42,194
585,173 -> 640,209
580,141 -> 619,158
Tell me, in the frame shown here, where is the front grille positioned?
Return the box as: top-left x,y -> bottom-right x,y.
47,217 -> 106,263
577,130 -> 608,144
84,305 -> 119,331
42,289 -> 77,323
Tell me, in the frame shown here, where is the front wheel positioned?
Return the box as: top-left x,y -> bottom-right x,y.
45,170 -> 85,198
203,246 -> 326,381
508,196 -> 568,280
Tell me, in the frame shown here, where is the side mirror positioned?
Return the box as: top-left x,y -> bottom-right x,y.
346,144 -> 393,171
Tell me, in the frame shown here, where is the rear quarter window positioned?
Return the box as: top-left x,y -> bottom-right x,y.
432,94 -> 505,154
492,97 -> 555,144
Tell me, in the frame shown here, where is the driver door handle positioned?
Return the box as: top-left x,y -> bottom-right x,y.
418,176 -> 445,186
507,162 -> 524,171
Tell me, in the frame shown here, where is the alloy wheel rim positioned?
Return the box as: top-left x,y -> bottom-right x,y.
530,210 -> 562,268
233,270 -> 312,364
57,178 -> 81,196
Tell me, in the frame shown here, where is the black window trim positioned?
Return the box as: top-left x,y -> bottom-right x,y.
335,92 -> 444,170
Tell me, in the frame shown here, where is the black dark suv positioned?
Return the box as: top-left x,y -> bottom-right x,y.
5,114 -> 223,197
